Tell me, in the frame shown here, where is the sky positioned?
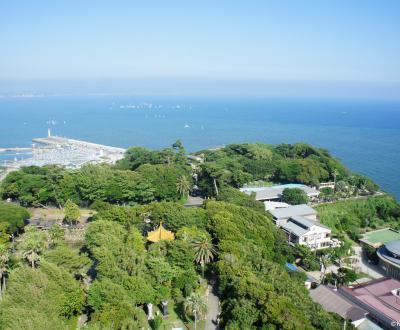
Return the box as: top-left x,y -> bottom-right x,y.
0,1 -> 400,98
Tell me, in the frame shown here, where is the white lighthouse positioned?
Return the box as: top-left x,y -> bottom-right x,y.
48,128 -> 51,137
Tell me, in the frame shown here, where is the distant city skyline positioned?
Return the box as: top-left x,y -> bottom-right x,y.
1,1 -> 399,99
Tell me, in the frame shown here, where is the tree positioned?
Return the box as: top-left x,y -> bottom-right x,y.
0,202 -> 30,236
320,187 -> 334,201
18,226 -> 48,268
216,186 -> 264,213
44,245 -> 91,279
137,164 -> 191,201
176,175 -> 191,198
0,244 -> 9,298
281,188 -> 309,205
0,262 -> 84,328
184,292 -> 207,330
64,200 -> 81,225
332,169 -> 339,191
48,224 -> 64,246
191,236 -> 216,278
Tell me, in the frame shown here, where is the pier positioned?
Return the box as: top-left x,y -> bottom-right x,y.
1,132 -> 126,173
0,147 -> 32,153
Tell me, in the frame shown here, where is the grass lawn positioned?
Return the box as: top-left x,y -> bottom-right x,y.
67,315 -> 79,329
360,228 -> 400,245
150,298 -> 206,330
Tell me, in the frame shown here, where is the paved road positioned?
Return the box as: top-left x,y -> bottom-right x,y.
353,246 -> 384,279
205,283 -> 220,330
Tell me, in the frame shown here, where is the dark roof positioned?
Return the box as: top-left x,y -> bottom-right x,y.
281,216 -> 330,237
346,307 -> 368,321
385,240 -> 400,256
378,245 -> 400,266
310,285 -> 367,321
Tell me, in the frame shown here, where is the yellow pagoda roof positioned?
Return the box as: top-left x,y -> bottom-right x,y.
147,222 -> 175,243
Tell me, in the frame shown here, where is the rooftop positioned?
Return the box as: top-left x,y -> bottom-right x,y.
263,201 -> 290,211
378,243 -> 400,266
385,240 -> 400,257
281,220 -> 309,237
340,278 -> 400,325
310,285 -> 367,321
240,184 -> 319,201
147,223 -> 175,243
281,215 -> 329,237
269,204 -> 317,220
360,228 -> 400,249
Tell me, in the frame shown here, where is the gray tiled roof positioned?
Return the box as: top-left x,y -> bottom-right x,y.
269,204 -> 317,220
281,215 -> 330,237
241,185 -> 319,201
281,220 -> 309,237
290,215 -> 330,230
310,285 -> 367,321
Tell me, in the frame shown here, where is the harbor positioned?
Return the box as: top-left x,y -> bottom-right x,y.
0,130 -> 126,172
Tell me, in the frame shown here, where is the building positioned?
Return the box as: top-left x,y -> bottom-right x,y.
319,182 -> 336,190
269,204 -> 317,226
263,201 -> 290,211
359,228 -> 400,249
281,215 -> 339,250
240,183 -> 320,202
269,204 -> 339,250
147,223 -> 175,243
377,240 -> 400,280
340,278 -> 400,329
310,285 -> 370,328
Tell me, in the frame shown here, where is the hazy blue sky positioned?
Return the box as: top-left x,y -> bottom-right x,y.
1,1 -> 399,98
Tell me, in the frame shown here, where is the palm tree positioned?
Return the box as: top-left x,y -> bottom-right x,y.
176,175 -> 191,198
192,236 -> 216,278
19,226 -> 47,269
0,244 -> 9,298
184,292 -> 207,330
332,169 -> 339,191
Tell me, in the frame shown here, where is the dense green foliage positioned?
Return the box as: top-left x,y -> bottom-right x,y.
316,196 -> 400,238
83,217 -> 205,328
205,201 -> 344,329
216,186 -> 265,213
196,143 -> 351,195
0,202 -> 30,243
281,187 -> 309,205
0,142 -> 387,329
0,254 -> 84,329
0,165 -> 157,207
115,140 -> 187,171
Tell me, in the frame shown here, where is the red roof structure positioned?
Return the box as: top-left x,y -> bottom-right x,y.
340,278 -> 400,329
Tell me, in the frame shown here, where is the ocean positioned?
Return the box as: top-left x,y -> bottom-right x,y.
0,96 -> 399,200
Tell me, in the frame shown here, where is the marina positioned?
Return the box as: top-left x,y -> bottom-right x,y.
1,130 -> 126,171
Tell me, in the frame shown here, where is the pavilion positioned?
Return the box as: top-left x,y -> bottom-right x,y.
147,222 -> 175,243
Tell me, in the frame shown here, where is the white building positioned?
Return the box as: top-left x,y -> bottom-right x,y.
282,216 -> 339,250
240,184 -> 320,202
269,204 -> 340,250
269,204 -> 317,226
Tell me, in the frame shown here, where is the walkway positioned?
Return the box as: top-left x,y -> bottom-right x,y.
205,280 -> 220,330
352,246 -> 384,279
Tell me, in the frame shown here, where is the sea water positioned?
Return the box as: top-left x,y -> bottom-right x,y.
0,96 -> 399,199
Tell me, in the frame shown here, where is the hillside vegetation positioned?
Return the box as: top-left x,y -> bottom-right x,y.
316,196 -> 400,239
0,142 -> 387,329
